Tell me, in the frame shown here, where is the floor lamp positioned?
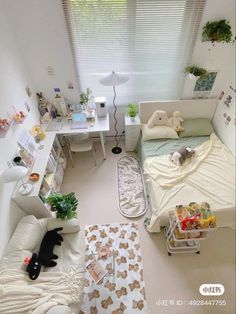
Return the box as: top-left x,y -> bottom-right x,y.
100,71 -> 129,154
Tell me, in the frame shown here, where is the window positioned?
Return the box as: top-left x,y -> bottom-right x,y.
62,0 -> 205,104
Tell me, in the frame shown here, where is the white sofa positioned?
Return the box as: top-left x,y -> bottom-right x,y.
0,215 -> 85,314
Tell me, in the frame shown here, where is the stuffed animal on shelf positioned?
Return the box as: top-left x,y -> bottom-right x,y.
25,227 -> 63,280
147,110 -> 169,128
169,146 -> 195,166
168,111 -> 184,132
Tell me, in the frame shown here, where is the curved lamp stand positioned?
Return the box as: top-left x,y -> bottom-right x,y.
100,71 -> 129,154
111,85 -> 122,154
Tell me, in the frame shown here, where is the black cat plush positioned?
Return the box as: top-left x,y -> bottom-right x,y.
26,227 -> 63,280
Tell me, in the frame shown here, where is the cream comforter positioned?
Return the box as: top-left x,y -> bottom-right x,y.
0,267 -> 84,314
144,134 -> 235,232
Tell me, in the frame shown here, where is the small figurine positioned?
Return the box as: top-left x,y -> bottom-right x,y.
180,214 -> 201,230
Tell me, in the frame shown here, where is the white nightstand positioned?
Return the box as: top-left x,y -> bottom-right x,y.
125,115 -> 141,152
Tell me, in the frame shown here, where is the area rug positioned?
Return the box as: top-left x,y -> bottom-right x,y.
117,156 -> 147,217
80,223 -> 148,314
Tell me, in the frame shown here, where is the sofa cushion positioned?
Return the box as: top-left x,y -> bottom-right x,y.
0,249 -> 32,271
47,218 -> 80,234
46,305 -> 72,314
7,215 -> 46,252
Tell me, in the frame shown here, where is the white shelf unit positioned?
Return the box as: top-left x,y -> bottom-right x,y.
125,115 -> 141,152
12,133 -> 66,218
164,212 -> 216,256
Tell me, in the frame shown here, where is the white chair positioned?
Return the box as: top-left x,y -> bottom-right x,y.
64,133 -> 96,167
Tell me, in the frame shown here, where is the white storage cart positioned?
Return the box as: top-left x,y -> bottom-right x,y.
164,211 -> 216,256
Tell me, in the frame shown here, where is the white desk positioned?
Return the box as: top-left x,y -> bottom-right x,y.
49,114 -> 110,159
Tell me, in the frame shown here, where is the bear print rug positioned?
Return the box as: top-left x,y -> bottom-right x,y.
80,223 -> 148,314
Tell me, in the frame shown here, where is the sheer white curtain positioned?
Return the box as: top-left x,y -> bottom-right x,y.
62,0 -> 205,104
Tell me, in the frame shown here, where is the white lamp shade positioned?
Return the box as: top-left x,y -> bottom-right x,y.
0,166 -> 28,183
99,70 -> 129,86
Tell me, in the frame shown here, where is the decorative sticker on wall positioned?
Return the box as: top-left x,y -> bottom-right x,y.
25,86 -> 32,98
193,72 -> 217,98
194,72 -> 217,91
224,95 -> 232,107
24,101 -> 31,113
0,113 -> 12,138
219,83 -> 235,127
219,91 -> 224,100
223,113 -> 231,125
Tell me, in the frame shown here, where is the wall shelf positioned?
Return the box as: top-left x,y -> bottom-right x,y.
12,133 -> 66,218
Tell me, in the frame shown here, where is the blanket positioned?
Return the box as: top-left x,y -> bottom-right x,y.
144,134 -> 235,232
0,267 -> 84,314
144,133 -> 235,189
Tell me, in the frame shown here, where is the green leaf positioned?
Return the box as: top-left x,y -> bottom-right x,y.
46,192 -> 78,220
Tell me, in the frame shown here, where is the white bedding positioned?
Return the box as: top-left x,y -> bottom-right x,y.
144,134 -> 236,232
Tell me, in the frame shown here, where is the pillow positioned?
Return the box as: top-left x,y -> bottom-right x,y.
7,215 -> 45,251
179,118 -> 214,138
47,218 -> 80,234
141,124 -> 178,141
147,110 -> 169,128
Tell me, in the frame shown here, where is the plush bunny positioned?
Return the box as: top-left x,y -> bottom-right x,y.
169,146 -> 195,166
147,110 -> 169,128
168,111 -> 184,132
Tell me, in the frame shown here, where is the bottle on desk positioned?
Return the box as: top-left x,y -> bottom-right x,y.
54,94 -> 67,117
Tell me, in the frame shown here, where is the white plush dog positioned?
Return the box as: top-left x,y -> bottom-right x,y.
168,111 -> 184,132
147,110 -> 169,128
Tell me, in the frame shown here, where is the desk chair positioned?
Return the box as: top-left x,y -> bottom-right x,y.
64,133 -> 96,167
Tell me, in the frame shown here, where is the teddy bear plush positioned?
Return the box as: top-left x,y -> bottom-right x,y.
168,111 -> 184,132
147,110 -> 169,128
26,227 -> 63,280
169,146 -> 195,166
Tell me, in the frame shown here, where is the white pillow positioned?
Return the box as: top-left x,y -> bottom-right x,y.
141,124 -> 178,141
47,218 -> 80,234
7,215 -> 45,251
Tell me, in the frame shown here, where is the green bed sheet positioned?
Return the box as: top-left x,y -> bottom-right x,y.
137,136 -> 210,166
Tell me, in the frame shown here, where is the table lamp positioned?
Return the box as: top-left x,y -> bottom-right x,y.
0,166 -> 32,195
100,70 -> 129,154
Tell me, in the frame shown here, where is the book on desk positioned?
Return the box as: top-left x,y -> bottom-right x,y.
70,112 -> 88,129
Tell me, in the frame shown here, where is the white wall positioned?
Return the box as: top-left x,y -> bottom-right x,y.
182,0 -> 235,99
1,0 -> 80,105
0,5 -> 40,256
212,75 -> 235,156
182,0 -> 235,154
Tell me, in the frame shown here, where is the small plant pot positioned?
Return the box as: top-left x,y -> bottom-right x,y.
188,73 -> 200,80
130,116 -> 136,122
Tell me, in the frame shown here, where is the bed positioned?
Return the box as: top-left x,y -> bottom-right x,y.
139,99 -> 236,232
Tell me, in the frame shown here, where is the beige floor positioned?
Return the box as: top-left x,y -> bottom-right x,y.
61,140 -> 235,314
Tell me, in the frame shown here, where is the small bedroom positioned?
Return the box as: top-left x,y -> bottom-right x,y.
0,0 -> 235,313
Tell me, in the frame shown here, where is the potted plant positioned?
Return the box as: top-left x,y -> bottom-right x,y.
79,88 -> 93,111
202,19 -> 233,44
184,66 -> 207,79
47,192 -> 78,220
128,103 -> 138,121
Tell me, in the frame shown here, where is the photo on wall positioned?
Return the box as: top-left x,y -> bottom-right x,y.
193,72 -> 217,98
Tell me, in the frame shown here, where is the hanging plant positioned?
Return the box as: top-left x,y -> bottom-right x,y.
184,66 -> 207,79
202,19 -> 233,44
